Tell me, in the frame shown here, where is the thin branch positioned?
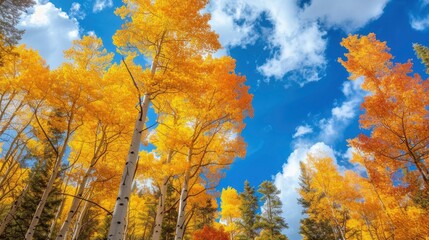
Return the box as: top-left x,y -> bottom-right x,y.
60,193 -> 112,215
122,57 -> 143,118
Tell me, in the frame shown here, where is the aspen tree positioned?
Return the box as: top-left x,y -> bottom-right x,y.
108,0 -> 220,238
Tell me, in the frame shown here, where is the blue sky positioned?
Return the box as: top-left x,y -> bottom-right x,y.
17,0 -> 429,239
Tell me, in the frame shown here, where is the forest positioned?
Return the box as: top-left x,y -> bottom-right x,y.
0,0 -> 428,239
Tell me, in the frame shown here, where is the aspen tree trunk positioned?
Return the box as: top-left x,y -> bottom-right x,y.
0,179 -> 31,235
107,95 -> 150,240
48,196 -> 65,239
71,194 -> 90,240
151,177 -> 169,240
56,166 -> 93,239
48,174 -> 71,239
107,36 -> 164,239
123,203 -> 130,239
151,151 -> 173,240
57,130 -> 106,240
25,132 -> 72,240
174,163 -> 191,240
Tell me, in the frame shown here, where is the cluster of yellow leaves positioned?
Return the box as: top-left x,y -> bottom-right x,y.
220,187 -> 241,237
340,33 -> 429,188
0,0 -> 255,236
300,33 -> 429,240
302,154 -> 429,240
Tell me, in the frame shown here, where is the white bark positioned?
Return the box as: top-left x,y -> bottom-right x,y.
57,128 -> 106,240
48,174 -> 71,239
25,132 -> 71,240
152,151 -> 173,240
71,194 -> 90,240
0,180 -> 30,235
174,168 -> 190,240
123,203 -> 130,239
107,95 -> 150,240
108,30 -> 163,240
152,177 -> 169,240
56,167 -> 92,240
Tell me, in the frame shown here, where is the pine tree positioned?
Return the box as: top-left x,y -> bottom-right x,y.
194,199 -> 217,229
298,162 -> 335,240
1,119 -> 64,240
255,181 -> 288,240
0,0 -> 34,65
161,184 -> 178,240
238,180 -> 258,239
413,43 -> 429,74
1,144 -> 63,239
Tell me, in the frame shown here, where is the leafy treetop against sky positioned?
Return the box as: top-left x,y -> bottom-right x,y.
16,0 -> 429,239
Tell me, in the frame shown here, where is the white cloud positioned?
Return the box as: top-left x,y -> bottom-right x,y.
70,2 -> 86,20
87,30 -> 96,36
409,0 -> 429,30
293,125 -> 313,138
274,142 -> 336,240
18,0 -> 80,69
410,15 -> 429,31
302,0 -> 390,32
257,21 -> 327,84
93,0 -> 113,13
208,0 -> 259,49
318,78 -> 365,143
208,0 -> 389,85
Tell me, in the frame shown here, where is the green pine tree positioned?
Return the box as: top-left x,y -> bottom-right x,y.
413,43 -> 429,74
0,0 -> 35,66
161,184 -> 177,240
298,162 -> 335,240
237,180 -> 258,240
1,149 -> 63,239
194,199 -> 217,229
255,181 -> 288,240
1,121 -> 64,240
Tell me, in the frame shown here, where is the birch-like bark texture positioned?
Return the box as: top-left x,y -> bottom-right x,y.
56,167 -> 92,239
71,192 -> 90,240
25,159 -> 62,239
48,174 -> 71,239
152,151 -> 173,240
174,168 -> 190,240
152,177 -> 169,240
107,95 -> 150,240
56,128 -> 107,240
0,180 -> 30,235
25,131 -> 72,240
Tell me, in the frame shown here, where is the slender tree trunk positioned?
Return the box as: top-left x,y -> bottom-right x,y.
108,31 -> 164,240
48,196 -> 65,239
71,194 -> 90,240
25,130 -> 71,240
174,166 -> 191,240
56,167 -> 93,239
48,174 -> 71,239
107,95 -> 150,240
152,151 -> 173,240
152,177 -> 169,240
0,178 -> 31,235
57,123 -> 108,239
